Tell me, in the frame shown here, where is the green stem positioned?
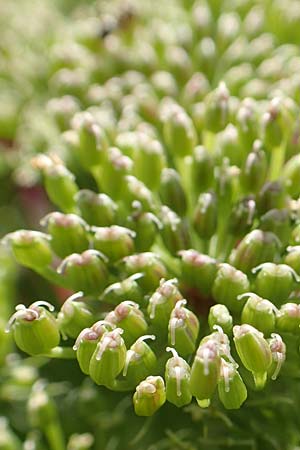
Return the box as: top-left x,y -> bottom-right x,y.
42,346 -> 76,359
44,420 -> 65,450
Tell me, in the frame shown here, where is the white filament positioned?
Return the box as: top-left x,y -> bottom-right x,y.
6,305 -> 39,332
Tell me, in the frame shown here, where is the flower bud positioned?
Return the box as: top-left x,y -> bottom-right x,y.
27,382 -> 57,429
148,279 -> 183,332
100,147 -> 133,200
159,168 -> 187,216
204,82 -> 230,133
240,141 -> 267,194
285,246 -> 300,275
57,250 -> 108,294
133,136 -> 166,190
240,293 -> 276,336
133,376 -> 166,416
123,175 -> 156,211
122,335 -> 157,385
47,95 -> 80,131
260,208 -> 291,247
6,301 -> 59,356
92,225 -> 135,263
191,146 -> 214,195
168,300 -> 199,356
229,229 -> 280,274
160,206 -> 191,255
67,433 -> 94,450
290,224 -> 300,246
193,192 -> 217,240
212,263 -> 250,313
105,301 -> 148,347
165,347 -> 192,407
228,197 -> 256,236
190,340 -> 221,401
179,250 -> 217,295
101,274 -> 144,306
208,305 -> 233,336
218,360 -> 247,410
218,124 -> 244,166
282,154 -> 300,198
253,263 -> 299,306
236,98 -> 258,150
75,190 -> 117,227
262,98 -> 284,149
126,204 -> 161,252
3,231 -> 52,270
267,333 -> 286,381
41,212 -> 89,259
89,328 -> 126,386
257,181 -> 288,215
41,164 -> 78,213
162,105 -> 197,158
122,252 -> 167,292
233,324 -> 272,389
57,292 -> 94,339
276,303 -> 300,334
0,418 -> 21,450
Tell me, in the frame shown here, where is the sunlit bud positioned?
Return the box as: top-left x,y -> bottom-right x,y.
276,303 -> 300,334
159,168 -> 187,217
208,305 -> 233,336
40,164 -> 78,213
27,382 -> 57,429
41,212 -> 89,259
133,376 -> 166,416
190,340 -> 221,401
204,82 -> 230,133
267,334 -> 286,381
228,197 -> 256,236
122,252 -> 167,292
160,206 -> 191,255
236,98 -> 258,150
100,147 -> 133,200
162,105 -> 197,158
285,246 -> 300,275
168,300 -> 199,356
253,263 -> 299,306
191,146 -> 214,195
6,301 -> 59,356
151,71 -> 178,98
165,347 -> 192,407
123,175 -> 156,211
101,273 -> 144,306
148,279 -> 183,331
127,203 -> 161,252
240,141 -> 267,194
240,293 -> 276,336
218,360 -> 247,410
260,208 -> 291,247
3,231 -> 52,270
233,324 -> 272,389
257,181 -> 288,215
193,192 -> 217,240
179,250 -> 218,296
75,190 -> 117,227
89,328 -> 126,386
92,225 -> 135,263
122,335 -> 156,385
57,292 -> 94,339
57,250 -> 108,294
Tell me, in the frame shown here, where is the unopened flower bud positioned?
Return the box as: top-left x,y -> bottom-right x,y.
100,147 -> 133,200
260,208 -> 291,247
240,293 -> 276,336
208,305 -> 233,336
193,192 -> 217,240
47,95 -> 80,131
163,105 -> 197,158
191,146 -> 214,195
57,292 -> 94,339
123,175 -> 156,211
133,137 -> 166,190
236,98 -> 258,150
122,335 -> 156,385
122,252 -> 167,292
240,141 -> 267,194
133,376 -> 166,416
92,225 -> 135,263
228,197 -> 256,236
0,418 -> 22,450
160,206 -> 191,255
165,347 -> 192,407
168,300 -> 199,356
148,279 -> 183,332
75,190 -> 117,227
257,181 -> 288,215
276,303 -> 300,334
204,82 -> 230,133
267,333 -> 286,381
262,98 -> 284,149
285,246 -> 300,275
41,164 -> 78,213
218,360 -> 247,410
101,274 -> 144,306
159,168 -> 187,216
27,383 -> 57,429
179,250 -> 217,295
282,154 -> 300,198
126,204 -> 161,252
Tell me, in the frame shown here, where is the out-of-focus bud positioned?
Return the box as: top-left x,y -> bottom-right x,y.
257,181 -> 288,215
262,97 -> 284,149
260,209 -> 291,247
208,305 -> 233,336
240,141 -> 267,194
159,168 -> 187,217
160,206 -> 191,255
190,340 -> 221,402
3,231 -> 52,270
218,124 -> 244,166
47,95 -> 80,131
0,418 -> 22,450
41,212 -> 89,259
212,263 -> 250,313
233,324 -> 272,389
123,175 -> 156,212
193,192 -> 217,240
204,82 -> 230,133
122,335 -> 156,385
253,263 -> 299,306
290,224 -> 300,246
276,303 -> 300,334
101,274 -> 144,306
67,433 -> 94,450
267,333 -> 286,381
236,98 -> 258,150
57,292 -> 94,339
240,293 -> 276,336
92,225 -> 135,263
228,197 -> 256,237
27,383 -> 57,429
168,300 -> 199,356
100,147 -> 133,200
179,250 -> 218,296
229,229 -> 280,274
282,154 -> 300,198
133,136 -> 166,190
75,190 -> 117,227
191,146 -> 214,195
133,376 -> 166,416
218,360 -> 247,410
89,328 -> 126,386
165,347 -> 192,407
57,250 -> 108,294
285,246 -> 300,275
6,301 -> 59,356
105,301 -> 148,347
182,73 -> 210,105
122,252 -> 167,292
148,279 -> 182,332
194,38 -> 216,81
126,203 -> 161,252
162,105 -> 197,158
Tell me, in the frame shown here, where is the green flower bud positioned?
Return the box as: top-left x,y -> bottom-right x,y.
92,225 -> 135,263
228,197 -> 256,236
67,433 -> 94,450
218,360 -> 247,410
41,212 -> 89,259
6,301 -> 59,356
105,301 -> 148,347
276,303 -> 300,334
100,147 -> 133,200
208,305 -> 233,336
89,328 -> 126,386
122,253 -> 167,292
101,273 -> 144,306
168,300 -> 199,356
47,95 -> 80,131
133,376 -> 166,416
290,224 -> 300,246
262,98 -> 284,149
233,324 -> 272,389
75,190 -> 117,227
57,292 -> 94,339
160,206 -> 191,255
190,340 -> 221,402
57,250 -> 108,294
123,175 -> 156,211
253,263 -> 299,306
126,202 -> 161,252
282,154 -> 300,198
257,181 -> 288,215
193,192 -> 217,240
179,250 -> 217,295
191,146 -> 214,195
267,333 -> 286,381
122,335 -> 157,385
148,279 -> 183,331
236,98 -> 258,150
204,82 -> 230,133
212,263 -> 250,313
162,105 -> 197,158
194,37 -> 216,81
240,141 -> 268,194
240,293 -> 276,336
159,168 -> 187,217
260,209 -> 291,247
3,231 -> 52,270
0,418 -> 22,450
133,136 -> 166,190
218,124 -> 244,166
182,73 -> 210,105
229,229 -> 280,274
27,382 -> 57,429
200,328 -> 234,364
285,246 -> 300,275
165,347 -> 192,407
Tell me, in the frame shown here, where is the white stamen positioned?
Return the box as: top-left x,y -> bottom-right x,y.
202,348 -> 211,376
6,306 -> 39,332
169,318 -> 178,346
31,301 -> 55,312
123,350 -> 136,376
174,366 -> 182,397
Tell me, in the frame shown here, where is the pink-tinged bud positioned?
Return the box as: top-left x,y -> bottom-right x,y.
92,225 -> 135,263
179,250 -> 217,296
165,347 -> 192,407
133,376 -> 166,416
168,299 -> 199,356
122,252 -> 167,292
